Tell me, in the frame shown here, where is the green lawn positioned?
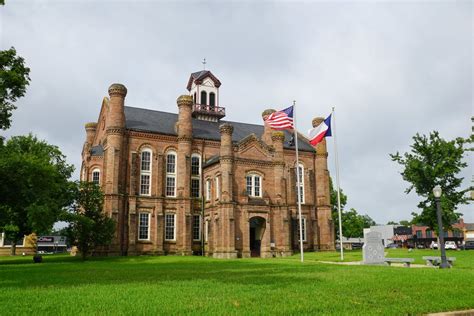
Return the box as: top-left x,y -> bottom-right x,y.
1,250 -> 473,315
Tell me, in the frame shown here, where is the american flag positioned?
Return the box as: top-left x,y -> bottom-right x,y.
264,106 -> 294,130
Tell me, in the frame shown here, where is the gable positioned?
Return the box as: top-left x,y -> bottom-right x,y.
92,97 -> 110,146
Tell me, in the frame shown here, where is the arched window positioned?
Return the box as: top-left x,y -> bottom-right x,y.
140,149 -> 152,196
296,163 -> 305,204
209,92 -> 216,108
201,91 -> 207,105
166,151 -> 177,197
191,154 -> 201,198
92,168 -> 100,185
246,173 -> 262,198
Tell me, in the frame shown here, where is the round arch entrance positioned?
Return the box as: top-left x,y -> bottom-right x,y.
249,216 -> 266,257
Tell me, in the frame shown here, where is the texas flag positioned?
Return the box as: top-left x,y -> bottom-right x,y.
308,114 -> 332,146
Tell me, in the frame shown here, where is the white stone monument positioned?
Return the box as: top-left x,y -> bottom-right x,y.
363,231 -> 385,264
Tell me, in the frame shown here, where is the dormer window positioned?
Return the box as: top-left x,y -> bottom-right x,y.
201,91 -> 207,105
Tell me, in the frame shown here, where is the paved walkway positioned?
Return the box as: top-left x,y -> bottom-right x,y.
427,309 -> 474,316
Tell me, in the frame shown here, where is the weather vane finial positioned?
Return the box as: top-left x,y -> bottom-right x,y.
202,58 -> 207,70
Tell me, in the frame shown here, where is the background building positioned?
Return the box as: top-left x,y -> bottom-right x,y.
80,70 -> 335,258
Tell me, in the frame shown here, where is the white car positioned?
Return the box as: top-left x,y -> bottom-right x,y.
430,241 -> 438,249
445,241 -> 457,250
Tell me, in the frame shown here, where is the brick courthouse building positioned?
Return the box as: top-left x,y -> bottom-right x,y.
81,71 -> 334,258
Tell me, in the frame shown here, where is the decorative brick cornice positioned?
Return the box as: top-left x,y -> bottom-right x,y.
316,153 -> 328,158
177,95 -> 193,107
235,157 -> 274,168
219,122 -> 234,135
220,156 -> 233,163
106,126 -> 124,135
108,83 -> 127,98
177,135 -> 193,143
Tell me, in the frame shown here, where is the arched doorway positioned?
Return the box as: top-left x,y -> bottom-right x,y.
249,216 -> 266,257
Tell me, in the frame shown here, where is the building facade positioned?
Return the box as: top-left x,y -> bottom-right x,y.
81,71 -> 334,258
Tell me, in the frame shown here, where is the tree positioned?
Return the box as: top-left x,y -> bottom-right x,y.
63,182 -> 115,260
0,134 -> 75,255
341,209 -> 376,238
329,177 -> 348,238
387,221 -> 398,225
390,131 -> 472,231
0,47 -> 31,130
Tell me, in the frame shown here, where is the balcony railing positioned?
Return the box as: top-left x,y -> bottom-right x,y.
192,104 -> 226,118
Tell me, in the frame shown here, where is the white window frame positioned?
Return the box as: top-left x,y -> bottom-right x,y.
206,179 -> 211,201
296,163 -> 305,204
191,154 -> 201,198
193,215 -> 201,241
92,168 -> 100,185
138,212 -> 151,241
166,151 -> 177,197
215,176 -> 220,200
140,149 -> 152,196
165,213 -> 176,241
297,216 -> 307,242
246,174 -> 262,198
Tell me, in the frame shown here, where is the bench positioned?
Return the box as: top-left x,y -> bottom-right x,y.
422,256 -> 456,267
384,258 -> 415,267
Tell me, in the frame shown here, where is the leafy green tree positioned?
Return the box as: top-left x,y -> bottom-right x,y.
387,221 -> 398,225
341,209 -> 376,238
0,134 -> 75,255
63,182 -> 115,260
390,131 -> 472,231
0,47 -> 31,130
329,177 -> 347,238
399,220 -> 412,227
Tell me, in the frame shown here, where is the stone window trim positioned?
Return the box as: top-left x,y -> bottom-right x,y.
205,179 -> 212,202
193,215 -> 201,241
165,213 -> 176,241
295,163 -> 305,204
139,148 -> 153,196
137,212 -> 151,241
165,151 -> 177,197
246,173 -> 262,198
296,215 -> 307,242
91,168 -> 101,185
191,153 -> 201,198
214,175 -> 220,201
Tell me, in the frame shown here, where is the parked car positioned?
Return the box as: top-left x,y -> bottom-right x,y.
445,241 -> 457,250
464,240 -> 474,250
387,243 -> 399,249
416,244 -> 425,249
430,241 -> 438,249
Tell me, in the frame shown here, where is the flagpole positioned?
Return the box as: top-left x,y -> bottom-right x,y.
332,107 -> 344,261
293,100 -> 304,263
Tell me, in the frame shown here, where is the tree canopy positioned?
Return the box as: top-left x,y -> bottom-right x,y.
0,47 -> 31,130
63,182 -> 115,260
0,134 -> 75,254
390,131 -> 472,231
329,178 -> 375,238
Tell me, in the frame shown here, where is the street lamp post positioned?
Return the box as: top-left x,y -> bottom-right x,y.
433,185 -> 450,269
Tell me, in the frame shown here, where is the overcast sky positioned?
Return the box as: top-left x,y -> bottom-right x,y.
1,0 -> 472,224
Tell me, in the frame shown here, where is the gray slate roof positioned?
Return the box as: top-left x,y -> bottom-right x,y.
124,106 -> 315,152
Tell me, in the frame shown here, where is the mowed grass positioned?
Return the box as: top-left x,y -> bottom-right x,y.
1,250 -> 473,315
